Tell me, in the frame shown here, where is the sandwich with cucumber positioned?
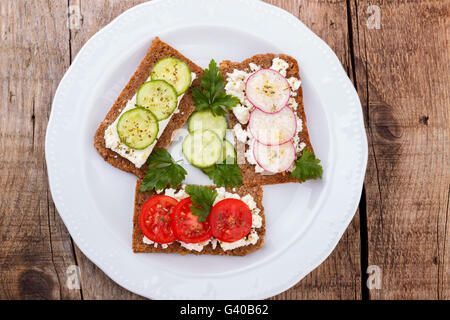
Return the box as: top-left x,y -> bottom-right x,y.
181,60 -> 243,188
94,37 -> 203,177
219,54 -> 323,186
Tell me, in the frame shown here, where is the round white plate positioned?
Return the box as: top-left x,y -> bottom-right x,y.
46,0 -> 367,299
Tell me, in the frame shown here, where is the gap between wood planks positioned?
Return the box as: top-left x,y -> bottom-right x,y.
346,0 -> 370,301
66,0 -> 83,299
63,0 -> 84,300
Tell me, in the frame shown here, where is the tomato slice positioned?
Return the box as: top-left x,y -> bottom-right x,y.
209,199 -> 252,243
139,195 -> 178,244
170,198 -> 212,243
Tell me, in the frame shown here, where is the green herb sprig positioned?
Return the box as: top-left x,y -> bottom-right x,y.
140,149 -> 187,192
192,60 -> 240,116
290,148 -> 323,181
185,185 -> 218,222
203,157 -> 242,187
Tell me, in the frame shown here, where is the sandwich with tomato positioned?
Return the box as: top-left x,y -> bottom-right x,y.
132,157 -> 265,255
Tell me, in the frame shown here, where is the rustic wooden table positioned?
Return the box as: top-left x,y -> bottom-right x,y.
0,0 -> 448,300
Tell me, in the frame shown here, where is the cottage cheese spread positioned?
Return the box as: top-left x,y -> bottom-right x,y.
143,237 -> 170,249
225,58 -> 304,173
104,73 -> 196,168
141,185 -> 263,252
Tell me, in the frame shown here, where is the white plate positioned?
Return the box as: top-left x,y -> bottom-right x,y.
46,0 -> 367,299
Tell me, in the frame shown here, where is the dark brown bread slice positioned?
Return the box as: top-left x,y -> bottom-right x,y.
94,37 -> 203,178
132,179 -> 265,256
219,54 -> 315,187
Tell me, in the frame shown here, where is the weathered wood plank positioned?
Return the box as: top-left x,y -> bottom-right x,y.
0,0 -> 80,299
67,0 -> 147,300
265,0 -> 362,300
350,0 -> 449,299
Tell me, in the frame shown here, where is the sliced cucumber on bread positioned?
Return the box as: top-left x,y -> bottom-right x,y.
182,130 -> 222,168
201,139 -> 237,175
187,110 -> 228,140
221,140 -> 237,164
136,80 -> 178,121
117,107 -> 159,150
119,57 -> 193,150
151,57 -> 192,95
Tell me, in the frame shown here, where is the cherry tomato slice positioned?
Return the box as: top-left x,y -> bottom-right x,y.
209,199 -> 252,243
139,195 -> 178,244
171,198 -> 212,243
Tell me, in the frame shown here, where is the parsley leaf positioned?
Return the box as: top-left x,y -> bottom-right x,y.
290,148 -> 323,182
191,88 -> 210,111
185,185 -> 218,222
140,149 -> 187,192
203,158 -> 242,187
192,59 -> 239,116
144,148 -> 174,165
200,59 -> 224,94
211,92 -> 240,116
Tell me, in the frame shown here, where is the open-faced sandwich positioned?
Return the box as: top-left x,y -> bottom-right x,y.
93,41 -> 323,257
219,54 -> 323,186
176,56 -> 323,188
179,60 -> 243,188
133,178 -> 265,256
94,37 -> 203,177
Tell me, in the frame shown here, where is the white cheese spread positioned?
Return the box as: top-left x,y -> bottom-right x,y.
233,123 -> 249,143
232,105 -> 250,124
142,237 -> 170,249
179,239 -> 213,252
219,230 -> 259,251
104,73 -> 196,168
270,57 -> 290,77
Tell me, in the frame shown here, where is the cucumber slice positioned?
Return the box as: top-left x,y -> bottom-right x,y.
117,107 -> 159,150
136,80 -> 178,121
151,57 -> 192,95
220,140 -> 237,164
182,130 -> 222,168
202,140 -> 237,175
187,110 -> 228,140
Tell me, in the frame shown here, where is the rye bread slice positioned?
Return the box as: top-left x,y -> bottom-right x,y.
219,54 -> 315,186
94,37 -> 203,178
132,179 -> 265,256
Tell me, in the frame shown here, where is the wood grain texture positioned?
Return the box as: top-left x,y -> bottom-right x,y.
264,0 -> 362,300
0,0 -> 80,299
349,0 -> 449,299
1,0 -> 447,300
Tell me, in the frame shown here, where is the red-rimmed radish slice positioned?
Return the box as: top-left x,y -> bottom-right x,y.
253,140 -> 296,173
248,107 -> 297,145
245,69 -> 291,113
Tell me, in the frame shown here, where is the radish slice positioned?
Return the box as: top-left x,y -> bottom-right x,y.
253,140 -> 296,173
248,107 -> 297,145
245,69 -> 290,113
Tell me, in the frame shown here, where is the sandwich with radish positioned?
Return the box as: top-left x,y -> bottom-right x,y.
219,54 -> 323,186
